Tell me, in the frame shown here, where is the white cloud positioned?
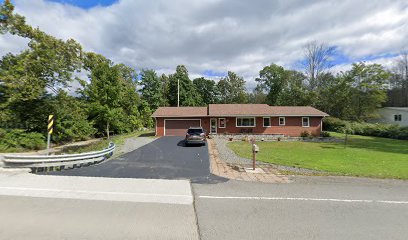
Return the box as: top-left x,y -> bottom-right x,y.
1,0 -> 407,90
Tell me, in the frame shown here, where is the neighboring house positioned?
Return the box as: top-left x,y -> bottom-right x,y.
373,107 -> 408,126
151,104 -> 329,137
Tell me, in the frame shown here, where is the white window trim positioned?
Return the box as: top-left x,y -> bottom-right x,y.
263,117 -> 271,127
236,117 -> 256,127
219,118 -> 226,128
279,117 -> 286,126
302,117 -> 310,127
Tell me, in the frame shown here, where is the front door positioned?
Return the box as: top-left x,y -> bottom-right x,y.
210,118 -> 217,134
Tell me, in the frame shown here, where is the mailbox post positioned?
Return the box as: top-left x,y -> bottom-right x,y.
251,139 -> 259,170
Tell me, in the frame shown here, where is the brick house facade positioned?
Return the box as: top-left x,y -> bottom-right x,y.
152,104 -> 328,137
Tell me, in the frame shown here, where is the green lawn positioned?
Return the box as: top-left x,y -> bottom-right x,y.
228,132 -> 408,179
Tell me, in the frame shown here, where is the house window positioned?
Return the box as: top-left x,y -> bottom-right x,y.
394,114 -> 402,122
263,117 -> 271,127
219,118 -> 226,128
302,117 -> 310,127
236,117 -> 256,127
279,117 -> 285,126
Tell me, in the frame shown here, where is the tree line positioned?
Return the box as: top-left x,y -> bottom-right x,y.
0,1 -> 406,147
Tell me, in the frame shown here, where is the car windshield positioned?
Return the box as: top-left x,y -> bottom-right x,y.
188,128 -> 203,134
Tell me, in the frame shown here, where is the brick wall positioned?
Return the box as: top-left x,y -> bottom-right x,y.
208,116 -> 322,137
155,116 -> 323,137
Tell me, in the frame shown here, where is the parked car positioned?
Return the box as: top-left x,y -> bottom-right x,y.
185,127 -> 206,146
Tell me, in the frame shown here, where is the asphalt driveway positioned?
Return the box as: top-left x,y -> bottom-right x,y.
41,136 -> 226,184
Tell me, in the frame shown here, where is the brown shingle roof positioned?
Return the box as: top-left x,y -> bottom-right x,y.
152,104 -> 329,117
268,106 -> 329,116
152,107 -> 208,117
208,104 -> 272,116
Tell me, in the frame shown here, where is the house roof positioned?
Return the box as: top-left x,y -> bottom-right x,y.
268,106 -> 329,116
152,104 -> 329,117
209,104 -> 272,116
151,107 -> 208,117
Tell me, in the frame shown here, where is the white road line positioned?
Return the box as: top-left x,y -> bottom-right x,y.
0,186 -> 193,205
198,196 -> 408,205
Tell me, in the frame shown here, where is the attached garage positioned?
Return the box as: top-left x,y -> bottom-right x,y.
164,119 -> 201,136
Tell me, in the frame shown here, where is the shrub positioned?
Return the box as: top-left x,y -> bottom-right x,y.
300,131 -> 310,138
323,117 -> 408,140
0,129 -> 46,152
321,131 -> 331,137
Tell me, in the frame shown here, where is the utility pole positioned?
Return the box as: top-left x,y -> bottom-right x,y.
177,78 -> 180,107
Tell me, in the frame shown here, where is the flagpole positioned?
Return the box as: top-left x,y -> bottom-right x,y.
177,78 -> 180,107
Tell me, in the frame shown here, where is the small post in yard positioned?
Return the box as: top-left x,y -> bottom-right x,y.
47,114 -> 54,155
251,138 -> 259,170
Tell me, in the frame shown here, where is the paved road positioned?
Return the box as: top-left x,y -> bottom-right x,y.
193,176 -> 408,240
0,173 -> 199,240
42,136 -> 226,184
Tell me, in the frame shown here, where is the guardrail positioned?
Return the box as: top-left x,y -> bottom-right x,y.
0,142 -> 115,172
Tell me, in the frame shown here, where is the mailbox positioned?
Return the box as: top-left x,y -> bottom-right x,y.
252,144 -> 259,153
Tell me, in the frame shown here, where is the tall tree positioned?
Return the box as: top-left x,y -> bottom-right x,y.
347,62 -> 391,120
255,64 -> 288,105
247,88 -> 267,104
302,41 -> 335,90
168,65 -> 201,106
139,69 -> 165,111
387,50 -> 408,107
216,71 -> 247,104
160,74 -> 170,106
193,77 -> 217,105
80,57 -> 140,138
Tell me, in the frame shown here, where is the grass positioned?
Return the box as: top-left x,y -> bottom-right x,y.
60,130 -> 155,154
228,132 -> 408,179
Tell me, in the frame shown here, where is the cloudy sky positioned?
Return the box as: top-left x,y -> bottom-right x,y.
1,0 -> 408,89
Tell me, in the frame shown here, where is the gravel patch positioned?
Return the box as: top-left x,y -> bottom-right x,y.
114,137 -> 157,157
213,136 -> 325,175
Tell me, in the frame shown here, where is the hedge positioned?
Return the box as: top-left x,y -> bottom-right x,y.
323,117 -> 408,140
0,129 -> 46,152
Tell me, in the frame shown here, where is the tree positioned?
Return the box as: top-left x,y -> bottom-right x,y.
139,69 -> 166,111
387,50 -> 408,107
302,41 -> 335,90
80,58 -> 140,138
168,65 -> 201,106
216,71 -> 247,104
159,74 -> 170,106
346,62 -> 391,120
193,77 -> 218,105
255,64 -> 288,105
0,1 -> 83,102
138,100 -> 154,128
247,88 -> 267,104
52,91 -> 96,142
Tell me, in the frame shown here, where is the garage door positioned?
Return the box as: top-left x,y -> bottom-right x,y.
165,120 -> 201,136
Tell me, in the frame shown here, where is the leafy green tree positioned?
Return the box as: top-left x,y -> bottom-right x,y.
255,64 -> 288,105
80,58 -> 140,138
52,91 -> 96,142
347,63 -> 391,120
216,71 -> 247,103
168,65 -> 201,106
159,74 -> 170,106
193,77 -> 218,105
0,1 -> 83,103
247,88 -> 267,104
139,69 -> 166,110
138,101 -> 154,128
